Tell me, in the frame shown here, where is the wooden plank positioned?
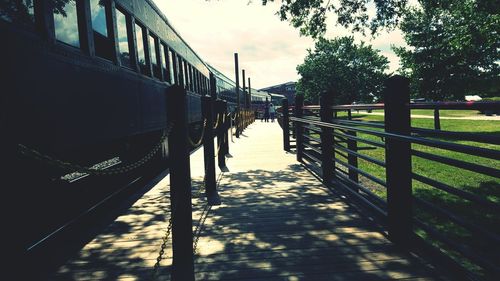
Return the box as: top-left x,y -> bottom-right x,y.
51,122 -> 444,281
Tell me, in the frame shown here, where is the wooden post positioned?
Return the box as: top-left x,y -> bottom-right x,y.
248,78 -> 252,109
201,96 -> 220,205
167,86 -> 195,281
434,109 -> 441,130
384,75 -> 412,248
215,100 -> 226,168
234,53 -> 240,138
347,130 -> 359,187
209,73 -> 217,100
346,109 -> 359,188
222,101 -> 229,156
320,92 -> 334,184
242,69 -> 246,109
282,98 -> 290,151
294,95 -> 304,162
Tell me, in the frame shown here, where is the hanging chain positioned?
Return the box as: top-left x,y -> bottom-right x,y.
151,172 -> 212,279
18,123 -> 174,176
151,207 -> 174,280
212,113 -> 222,129
187,119 -> 207,147
193,203 -> 211,256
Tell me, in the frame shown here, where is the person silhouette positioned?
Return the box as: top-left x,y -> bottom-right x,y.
263,98 -> 270,122
269,103 -> 276,122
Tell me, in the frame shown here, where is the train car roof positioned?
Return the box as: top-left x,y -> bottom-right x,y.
207,64 -> 236,86
117,0 -> 210,76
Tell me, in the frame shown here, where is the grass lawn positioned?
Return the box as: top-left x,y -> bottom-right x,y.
368,109 -> 485,117
318,112 -> 500,276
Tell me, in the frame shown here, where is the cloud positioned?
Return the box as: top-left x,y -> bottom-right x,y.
154,0 -> 314,88
154,0 -> 405,88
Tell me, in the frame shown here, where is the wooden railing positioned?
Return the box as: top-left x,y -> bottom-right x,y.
165,85 -> 256,280
281,76 -> 500,280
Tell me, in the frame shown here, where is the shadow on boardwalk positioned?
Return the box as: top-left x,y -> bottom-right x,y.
51,186 -> 174,280
50,155 -> 442,280
194,164 -> 441,281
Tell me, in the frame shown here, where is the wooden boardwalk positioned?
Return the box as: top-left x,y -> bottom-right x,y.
52,121 -> 444,281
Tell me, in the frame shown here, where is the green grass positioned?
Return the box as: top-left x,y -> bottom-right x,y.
482,96 -> 500,101
313,113 -> 500,276
368,109 -> 483,117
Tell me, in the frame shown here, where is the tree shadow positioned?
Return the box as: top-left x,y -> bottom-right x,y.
193,165 -> 443,280
48,163 -> 445,280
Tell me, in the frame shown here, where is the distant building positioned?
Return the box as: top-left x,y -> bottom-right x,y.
259,82 -> 296,104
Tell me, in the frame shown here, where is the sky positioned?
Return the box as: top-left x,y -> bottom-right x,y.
154,0 -> 408,89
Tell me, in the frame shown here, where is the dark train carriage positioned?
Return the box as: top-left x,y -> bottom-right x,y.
208,64 -> 239,111
2,0 -> 210,152
0,0 -> 213,268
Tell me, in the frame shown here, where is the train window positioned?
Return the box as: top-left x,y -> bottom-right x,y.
180,59 -> 186,87
193,70 -> 197,93
186,65 -> 191,91
188,65 -> 194,92
135,23 -> 148,75
0,0 -> 34,25
169,49 -> 175,84
115,8 -> 131,68
197,72 -> 202,94
189,64 -> 193,91
91,0 -> 113,60
159,43 -> 168,82
54,0 -> 80,48
182,61 -> 187,89
194,70 -> 199,93
174,54 -> 182,85
184,61 -> 189,90
149,34 -> 160,79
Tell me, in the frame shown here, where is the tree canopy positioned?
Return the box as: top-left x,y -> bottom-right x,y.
261,0 -> 409,37
296,37 -> 389,104
393,0 -> 500,100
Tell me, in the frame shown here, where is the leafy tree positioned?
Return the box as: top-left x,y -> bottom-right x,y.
393,0 -> 500,100
261,0 -> 409,37
296,36 -> 389,104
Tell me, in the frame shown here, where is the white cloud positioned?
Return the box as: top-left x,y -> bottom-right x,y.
154,0 -> 406,88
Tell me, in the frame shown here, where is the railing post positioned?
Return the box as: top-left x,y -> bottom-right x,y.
167,86 -> 195,281
295,95 -> 304,162
222,101 -> 229,156
434,109 -> 441,130
201,96 -> 220,205
384,75 -> 412,248
282,98 -> 290,151
235,108 -> 240,138
346,109 -> 359,188
215,100 -> 226,168
320,92 -> 334,184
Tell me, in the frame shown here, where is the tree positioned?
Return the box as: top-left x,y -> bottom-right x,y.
296,37 -> 389,104
261,0 -> 409,37
393,0 -> 500,100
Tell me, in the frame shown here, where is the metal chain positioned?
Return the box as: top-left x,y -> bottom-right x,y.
214,132 -> 225,158
18,123 -> 173,176
188,119 -> 207,147
151,208 -> 173,280
193,203 -> 211,256
151,172 -> 209,279
212,113 -> 222,129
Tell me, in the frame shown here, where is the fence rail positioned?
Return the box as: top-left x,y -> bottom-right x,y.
281,75 -> 500,280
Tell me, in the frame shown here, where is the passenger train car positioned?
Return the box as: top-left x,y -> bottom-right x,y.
0,0 -> 256,268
